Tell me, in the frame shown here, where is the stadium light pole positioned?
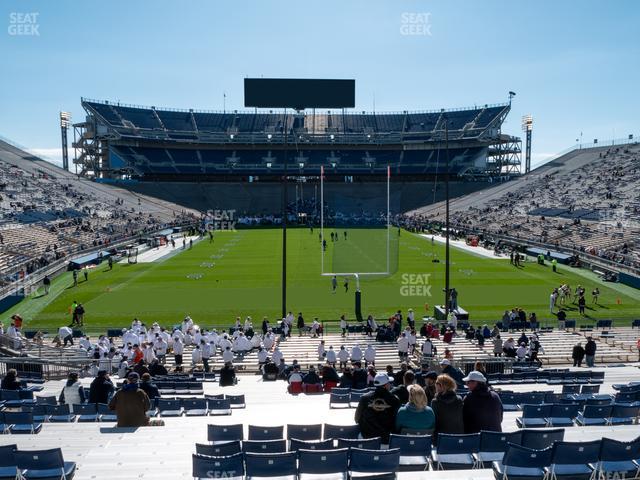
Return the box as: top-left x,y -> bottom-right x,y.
444,117 -> 450,318
281,108 -> 288,319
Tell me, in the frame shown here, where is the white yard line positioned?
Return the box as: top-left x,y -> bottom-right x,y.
418,233 -> 510,259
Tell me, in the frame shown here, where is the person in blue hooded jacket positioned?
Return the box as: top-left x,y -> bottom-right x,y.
395,384 -> 435,433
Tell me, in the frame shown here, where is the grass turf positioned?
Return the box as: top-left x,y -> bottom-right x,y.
2,228 -> 639,333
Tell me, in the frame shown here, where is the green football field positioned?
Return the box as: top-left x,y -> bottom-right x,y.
2,228 -> 639,333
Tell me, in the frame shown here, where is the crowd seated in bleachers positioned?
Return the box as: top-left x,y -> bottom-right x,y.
404,145 -> 640,271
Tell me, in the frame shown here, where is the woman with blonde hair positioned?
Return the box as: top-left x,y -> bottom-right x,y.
430,374 -> 464,435
395,384 -> 435,433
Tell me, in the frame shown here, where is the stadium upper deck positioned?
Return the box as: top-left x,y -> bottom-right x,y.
78,99 -> 518,177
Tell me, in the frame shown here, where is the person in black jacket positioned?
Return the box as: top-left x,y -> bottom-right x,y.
88,370 -> 115,404
391,370 -> 415,405
138,373 -> 161,399
354,373 -> 401,442
440,359 -> 465,388
431,374 -> 464,436
572,342 -> 585,367
584,337 -> 597,367
148,359 -> 168,377
462,371 -> 503,433
1,369 -> 21,390
351,362 -> 368,390
219,361 -> 236,386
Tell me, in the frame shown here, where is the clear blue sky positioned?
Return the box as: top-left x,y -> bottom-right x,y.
1,0 -> 638,168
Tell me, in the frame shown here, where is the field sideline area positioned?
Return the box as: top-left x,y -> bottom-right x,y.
3,228 -> 639,333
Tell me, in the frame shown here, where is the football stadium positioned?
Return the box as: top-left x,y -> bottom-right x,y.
1,2 -> 639,479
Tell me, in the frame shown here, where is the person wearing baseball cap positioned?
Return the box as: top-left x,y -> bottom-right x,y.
440,359 -> 465,387
108,371 -> 150,427
462,370 -> 503,433
354,372 -> 400,442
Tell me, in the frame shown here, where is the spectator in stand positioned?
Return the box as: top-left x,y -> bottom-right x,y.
439,359 -> 464,387
364,344 -> 376,366
572,342 -> 585,367
462,371 -> 503,433
219,361 -> 236,387
423,371 -> 438,405
138,373 -> 161,400
431,374 -> 464,437
584,337 -> 597,367
395,384 -> 435,433
326,346 -> 337,366
391,370 -> 415,405
59,372 -> 85,412
148,359 -> 168,377
337,345 -> 349,369
321,363 -> 340,388
352,362 -> 368,390
493,335 -> 503,357
354,373 -> 401,442
88,370 -> 115,405
339,366 -> 354,388
108,372 -> 150,427
302,366 -> 322,392
1,368 -> 21,390
58,325 -> 74,347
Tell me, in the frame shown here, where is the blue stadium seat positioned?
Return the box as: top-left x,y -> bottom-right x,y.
576,405 -> 612,426
3,412 -> 42,434
520,429 -> 565,450
388,434 -> 431,470
242,440 -> 287,454
208,398 -> 232,416
323,424 -> 360,440
208,424 -> 244,443
248,425 -> 284,441
45,404 -> 76,423
226,394 -> 245,409
609,405 -> 640,425
493,444 -> 553,480
0,444 -> 17,479
517,405 -> 553,428
544,440 -> 600,480
289,439 -> 334,452
192,453 -> 244,480
546,404 -> 580,427
195,441 -> 242,456
336,437 -> 382,451
157,399 -> 183,417
96,403 -> 117,422
245,451 -> 297,480
474,431 -> 523,468
287,424 -> 322,441
73,403 -> 100,422
298,448 -> 348,480
14,448 -> 76,479
23,404 -> 48,423
595,437 -> 640,480
349,447 -> 400,479
182,398 -> 209,416
329,393 -> 351,409
431,433 -> 480,470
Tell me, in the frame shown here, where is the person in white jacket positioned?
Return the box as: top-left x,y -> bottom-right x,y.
351,345 -> 362,363
191,345 -> 202,369
364,344 -> 376,366
59,372 -> 85,413
397,333 -> 409,359
172,337 -> 184,372
326,346 -> 337,366
337,345 -> 349,369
